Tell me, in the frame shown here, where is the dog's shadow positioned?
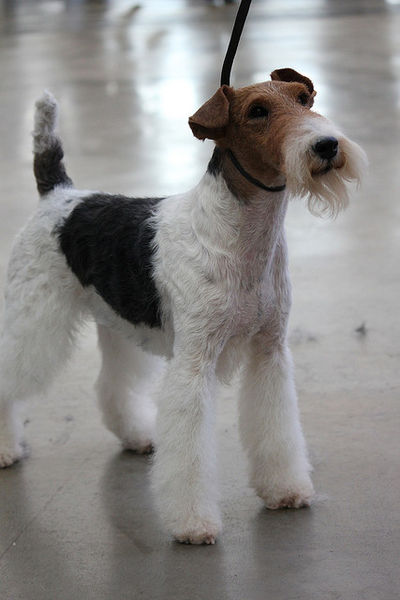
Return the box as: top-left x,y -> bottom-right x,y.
100,451 -> 228,599
100,451 -> 161,552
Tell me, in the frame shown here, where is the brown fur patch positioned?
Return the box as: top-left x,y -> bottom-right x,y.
188,86 -> 231,141
211,80 -> 314,198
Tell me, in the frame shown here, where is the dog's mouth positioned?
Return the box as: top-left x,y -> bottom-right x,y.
311,157 -> 345,177
312,163 -> 333,176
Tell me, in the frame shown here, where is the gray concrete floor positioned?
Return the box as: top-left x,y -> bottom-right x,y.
0,0 -> 399,598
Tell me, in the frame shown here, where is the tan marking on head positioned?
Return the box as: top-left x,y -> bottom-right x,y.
216,80 -> 315,195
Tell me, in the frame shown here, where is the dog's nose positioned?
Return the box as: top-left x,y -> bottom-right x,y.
313,137 -> 338,160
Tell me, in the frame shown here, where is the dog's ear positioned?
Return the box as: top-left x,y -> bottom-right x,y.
270,68 -> 316,106
270,68 -> 314,93
188,86 -> 232,140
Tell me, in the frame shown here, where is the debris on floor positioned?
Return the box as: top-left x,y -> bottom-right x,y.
355,322 -> 367,336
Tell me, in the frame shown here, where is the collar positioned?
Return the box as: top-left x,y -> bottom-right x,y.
226,149 -> 286,193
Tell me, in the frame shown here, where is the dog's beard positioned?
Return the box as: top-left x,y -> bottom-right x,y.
284,128 -> 368,218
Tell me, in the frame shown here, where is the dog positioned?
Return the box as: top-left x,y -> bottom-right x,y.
0,68 -> 367,544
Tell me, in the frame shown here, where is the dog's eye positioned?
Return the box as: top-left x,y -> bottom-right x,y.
298,93 -> 309,106
248,105 -> 269,119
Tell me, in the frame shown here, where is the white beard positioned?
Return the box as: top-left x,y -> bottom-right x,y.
284,116 -> 368,217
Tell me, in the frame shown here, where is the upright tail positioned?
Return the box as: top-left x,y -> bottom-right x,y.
32,91 -> 73,196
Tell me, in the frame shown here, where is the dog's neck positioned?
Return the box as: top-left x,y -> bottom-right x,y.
192,151 -> 289,283
208,146 -> 286,200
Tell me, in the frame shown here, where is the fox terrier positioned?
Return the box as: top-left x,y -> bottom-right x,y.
0,68 -> 366,544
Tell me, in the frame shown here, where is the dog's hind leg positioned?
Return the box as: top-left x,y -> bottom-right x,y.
0,226 -> 83,467
95,324 -> 160,454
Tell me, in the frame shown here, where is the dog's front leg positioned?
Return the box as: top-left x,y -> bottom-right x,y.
151,343 -> 221,544
239,334 -> 315,509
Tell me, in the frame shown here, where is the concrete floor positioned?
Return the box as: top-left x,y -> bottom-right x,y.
0,0 -> 399,598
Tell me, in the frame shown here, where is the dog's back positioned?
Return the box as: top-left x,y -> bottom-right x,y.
31,93 -> 165,334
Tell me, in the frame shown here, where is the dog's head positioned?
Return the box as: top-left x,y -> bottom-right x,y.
189,68 -> 367,216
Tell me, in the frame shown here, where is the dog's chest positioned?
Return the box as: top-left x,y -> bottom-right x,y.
188,247 -> 285,339
223,269 -> 279,336
155,187 -> 290,339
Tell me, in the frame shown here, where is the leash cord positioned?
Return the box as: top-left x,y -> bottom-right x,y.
220,0 -> 253,87
227,150 -> 286,193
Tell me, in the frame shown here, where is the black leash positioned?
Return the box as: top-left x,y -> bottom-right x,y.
220,0 -> 286,193
220,0 -> 253,87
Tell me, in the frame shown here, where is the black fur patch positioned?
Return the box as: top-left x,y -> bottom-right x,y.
34,141 -> 73,195
57,194 -> 163,328
207,146 -> 223,177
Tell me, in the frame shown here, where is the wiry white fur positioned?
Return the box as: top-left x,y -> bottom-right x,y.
284,115 -> 368,217
0,93 -> 366,544
0,188 -> 88,467
149,173 -> 316,542
239,342 -> 313,509
33,91 -> 59,154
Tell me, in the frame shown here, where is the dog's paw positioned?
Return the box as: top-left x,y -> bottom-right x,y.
263,491 -> 313,510
173,516 -> 221,545
0,443 -> 24,468
174,523 -> 219,545
258,478 -> 315,510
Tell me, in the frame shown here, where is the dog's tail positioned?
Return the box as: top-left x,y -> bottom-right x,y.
32,91 -> 73,196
